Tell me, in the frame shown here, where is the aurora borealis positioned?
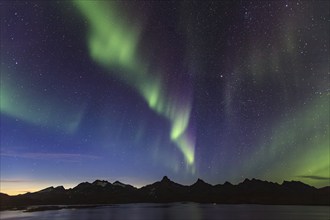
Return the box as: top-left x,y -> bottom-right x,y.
1,1 -> 329,195
73,0 -> 195,167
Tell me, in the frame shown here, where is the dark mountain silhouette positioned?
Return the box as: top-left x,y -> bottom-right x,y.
139,176 -> 189,202
1,177 -> 329,210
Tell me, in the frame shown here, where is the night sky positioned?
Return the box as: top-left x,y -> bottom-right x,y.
1,1 -> 329,195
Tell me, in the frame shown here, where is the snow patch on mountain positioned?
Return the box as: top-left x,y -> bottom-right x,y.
113,181 -> 126,187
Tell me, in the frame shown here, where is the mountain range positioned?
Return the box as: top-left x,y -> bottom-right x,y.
1,176 -> 329,210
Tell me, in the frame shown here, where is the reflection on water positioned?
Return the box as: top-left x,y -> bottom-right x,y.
1,203 -> 329,220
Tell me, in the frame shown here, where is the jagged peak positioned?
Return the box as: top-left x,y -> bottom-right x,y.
192,178 -> 211,187
113,180 -> 123,184
242,178 -> 251,183
196,178 -> 206,183
240,178 -> 273,185
93,180 -> 110,187
250,178 -> 263,183
55,186 -> 65,190
241,178 -> 262,183
40,185 -> 66,192
223,181 -> 233,186
113,181 -> 126,187
161,176 -> 171,182
73,182 -> 91,189
78,181 -> 91,185
93,179 -> 109,183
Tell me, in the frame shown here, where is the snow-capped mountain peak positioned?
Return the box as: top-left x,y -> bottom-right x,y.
113,181 -> 126,187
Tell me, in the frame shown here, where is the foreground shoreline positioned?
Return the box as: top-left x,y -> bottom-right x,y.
1,202 -> 330,213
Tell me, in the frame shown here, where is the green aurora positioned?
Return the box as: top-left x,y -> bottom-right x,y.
73,1 -> 195,169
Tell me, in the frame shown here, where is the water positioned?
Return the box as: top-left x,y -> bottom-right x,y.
1,203 -> 329,220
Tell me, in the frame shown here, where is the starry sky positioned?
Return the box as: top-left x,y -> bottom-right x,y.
1,1 -> 329,195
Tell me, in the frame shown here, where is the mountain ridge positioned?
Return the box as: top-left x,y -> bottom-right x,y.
1,176 -> 329,210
